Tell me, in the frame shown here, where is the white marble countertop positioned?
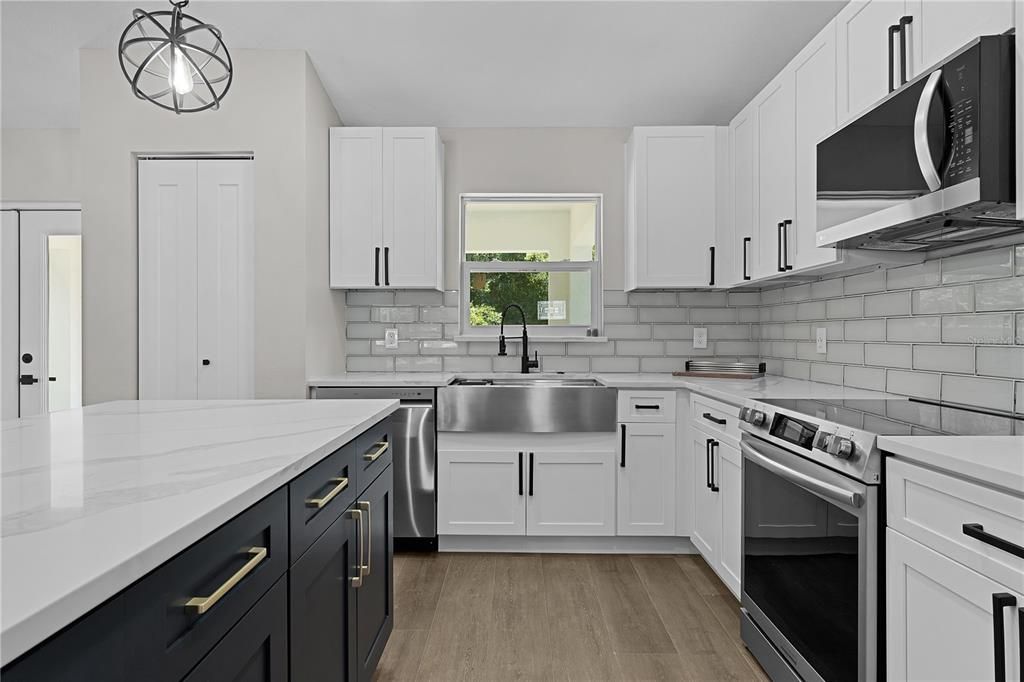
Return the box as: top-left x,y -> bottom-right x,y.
308,372 -> 892,405
0,398 -> 399,666
880,435 -> 1024,495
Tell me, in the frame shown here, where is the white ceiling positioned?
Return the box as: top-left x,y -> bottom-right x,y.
1,0 -> 845,129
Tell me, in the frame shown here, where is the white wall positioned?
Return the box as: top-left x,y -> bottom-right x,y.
80,48 -> 337,403
304,56 -> 347,379
0,128 -> 81,201
439,128 -> 629,291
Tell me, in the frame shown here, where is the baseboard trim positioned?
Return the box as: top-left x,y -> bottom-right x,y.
438,535 -> 697,554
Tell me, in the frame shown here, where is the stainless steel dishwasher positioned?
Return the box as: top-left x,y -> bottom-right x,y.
311,386 -> 436,551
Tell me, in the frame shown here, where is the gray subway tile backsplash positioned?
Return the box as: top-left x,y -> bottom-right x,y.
341,245 -> 1023,412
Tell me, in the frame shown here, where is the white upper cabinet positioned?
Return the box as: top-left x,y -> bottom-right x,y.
906,0 -> 1014,78
727,103 -> 757,287
329,127 -> 442,290
754,72 -> 797,279
836,0 -> 908,124
625,126 -> 721,290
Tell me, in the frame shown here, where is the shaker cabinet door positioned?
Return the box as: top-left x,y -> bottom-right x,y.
330,127 -> 384,288
355,466 -> 395,681
382,128 -> 442,289
836,0 -> 908,124
437,448 -> 526,535
617,423 -> 677,536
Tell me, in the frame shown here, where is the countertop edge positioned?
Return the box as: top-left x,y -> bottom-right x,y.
879,435 -> 1024,495
0,400 -> 400,667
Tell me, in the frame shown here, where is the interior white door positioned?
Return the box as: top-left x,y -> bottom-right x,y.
1,211 -> 18,420
729,105 -> 758,285
437,448 -> 526,535
138,160 -> 199,400
617,423 -> 676,536
792,22 -> 840,271
329,127 -> 383,288
196,160 -> 254,399
887,529 -> 1023,681
691,435 -> 720,562
381,128 -> 441,289
18,211 -> 82,416
527,448 -> 616,536
717,440 -> 742,598
629,127 -> 717,289
836,0 -> 908,123
906,0 -> 1014,79
755,73 -> 796,279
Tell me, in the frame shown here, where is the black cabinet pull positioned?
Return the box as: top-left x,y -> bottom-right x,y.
709,246 -> 716,287
705,438 -> 713,489
1018,607 -> 1023,678
898,16 -> 913,86
963,524 -> 1024,560
201,359 -> 211,366
702,412 -> 727,425
777,223 -> 785,272
709,440 -> 720,492
888,24 -> 900,93
518,452 -> 524,496
48,376 -> 57,382
19,374 -> 38,386
384,246 -> 390,286
374,247 -> 380,286
993,593 -> 1016,682
635,404 -> 660,411
620,424 -> 626,468
528,452 -> 534,496
782,220 -> 793,270
742,237 -> 751,281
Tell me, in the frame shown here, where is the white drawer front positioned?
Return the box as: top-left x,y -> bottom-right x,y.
617,390 -> 676,423
888,458 -> 1024,593
690,393 -> 740,443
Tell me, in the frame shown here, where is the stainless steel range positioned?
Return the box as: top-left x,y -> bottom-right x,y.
738,396 -> 1024,682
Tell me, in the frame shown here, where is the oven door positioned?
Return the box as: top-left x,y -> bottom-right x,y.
740,434 -> 878,682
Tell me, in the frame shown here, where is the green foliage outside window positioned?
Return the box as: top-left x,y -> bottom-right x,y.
466,252 -> 550,326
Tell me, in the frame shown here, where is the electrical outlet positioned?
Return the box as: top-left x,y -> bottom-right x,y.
693,327 -> 708,349
384,328 -> 399,350
816,328 -> 827,354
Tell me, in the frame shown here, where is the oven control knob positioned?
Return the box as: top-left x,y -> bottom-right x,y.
827,436 -> 855,459
739,407 -> 753,423
749,410 -> 767,427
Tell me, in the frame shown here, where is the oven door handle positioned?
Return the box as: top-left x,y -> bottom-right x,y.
740,441 -> 864,508
914,69 -> 943,192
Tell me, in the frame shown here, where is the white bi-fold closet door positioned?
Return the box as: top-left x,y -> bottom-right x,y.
138,159 -> 254,400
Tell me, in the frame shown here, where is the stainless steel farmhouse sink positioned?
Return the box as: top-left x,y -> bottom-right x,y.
438,376 -> 617,432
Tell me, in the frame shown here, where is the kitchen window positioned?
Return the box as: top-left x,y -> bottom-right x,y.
459,194 -> 603,339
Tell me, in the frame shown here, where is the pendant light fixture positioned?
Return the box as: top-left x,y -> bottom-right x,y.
118,0 -> 232,114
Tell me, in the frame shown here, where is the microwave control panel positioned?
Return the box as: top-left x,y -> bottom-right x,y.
942,47 -> 979,184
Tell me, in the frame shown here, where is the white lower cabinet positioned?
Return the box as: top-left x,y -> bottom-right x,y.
887,529 -> 1022,681
691,434 -> 720,561
717,441 -> 742,596
617,422 -> 676,536
437,433 -> 615,537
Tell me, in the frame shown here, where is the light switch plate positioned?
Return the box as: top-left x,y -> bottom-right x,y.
693,327 -> 708,349
384,328 -> 399,349
816,328 -> 827,354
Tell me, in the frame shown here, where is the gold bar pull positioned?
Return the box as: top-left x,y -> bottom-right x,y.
358,501 -> 371,577
305,476 -> 349,508
363,441 -> 388,462
185,546 -> 267,615
350,509 -> 364,588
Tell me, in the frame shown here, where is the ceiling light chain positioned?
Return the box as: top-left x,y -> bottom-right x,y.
118,0 -> 232,114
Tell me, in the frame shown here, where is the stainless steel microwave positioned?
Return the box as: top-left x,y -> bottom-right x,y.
816,34 -> 1018,251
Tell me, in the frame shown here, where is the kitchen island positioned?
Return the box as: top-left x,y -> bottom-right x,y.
1,398 -> 399,680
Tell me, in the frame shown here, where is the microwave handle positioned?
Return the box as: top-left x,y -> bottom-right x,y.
888,24 -> 900,93
914,69 -> 943,192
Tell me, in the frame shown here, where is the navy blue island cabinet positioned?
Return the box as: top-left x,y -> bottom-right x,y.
2,418 -> 395,682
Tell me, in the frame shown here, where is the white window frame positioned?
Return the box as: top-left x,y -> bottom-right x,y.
459,193 -> 604,340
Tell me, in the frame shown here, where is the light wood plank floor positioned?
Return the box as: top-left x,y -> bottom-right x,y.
375,553 -> 769,681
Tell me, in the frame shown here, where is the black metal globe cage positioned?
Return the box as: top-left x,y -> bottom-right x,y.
118,0 -> 232,114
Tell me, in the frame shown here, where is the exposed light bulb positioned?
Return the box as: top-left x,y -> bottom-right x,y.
169,47 -> 194,95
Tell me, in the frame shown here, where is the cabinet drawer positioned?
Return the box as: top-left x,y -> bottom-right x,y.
289,441 -> 357,562
888,458 -> 1024,592
691,393 -> 740,443
122,489 -> 288,681
356,418 -> 393,491
617,390 -> 676,422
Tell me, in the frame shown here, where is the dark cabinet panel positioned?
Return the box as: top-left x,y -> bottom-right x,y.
355,419 -> 393,491
355,465 -> 394,681
289,441 -> 357,563
290,503 -> 359,681
123,489 -> 288,681
182,576 -> 288,682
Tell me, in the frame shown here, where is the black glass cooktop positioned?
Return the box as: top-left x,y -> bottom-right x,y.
758,397 -> 1024,437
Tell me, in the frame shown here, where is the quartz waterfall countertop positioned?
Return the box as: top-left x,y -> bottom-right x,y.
0,398 -> 399,666
308,372 -> 893,405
